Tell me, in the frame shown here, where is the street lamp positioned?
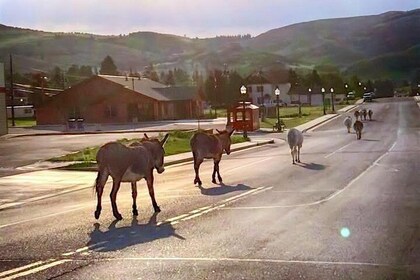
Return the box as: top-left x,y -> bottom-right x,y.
308,88 -> 312,107
330,87 -> 335,112
321,87 -> 326,115
344,83 -> 349,104
275,87 -> 281,131
240,85 -> 248,138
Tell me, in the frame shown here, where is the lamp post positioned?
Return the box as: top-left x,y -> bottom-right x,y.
308,87 -> 312,106
275,87 -> 281,131
330,87 -> 335,112
240,85 -> 248,138
321,87 -> 326,115
344,83 -> 349,104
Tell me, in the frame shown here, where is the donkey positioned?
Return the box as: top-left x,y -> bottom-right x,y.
190,128 -> 234,186
354,110 -> 360,121
287,128 -> 304,164
94,133 -> 169,220
361,109 -> 367,121
368,109 -> 373,120
353,120 -> 364,140
343,116 -> 352,133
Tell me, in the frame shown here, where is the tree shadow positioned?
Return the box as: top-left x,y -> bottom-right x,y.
197,183 -> 253,196
296,162 -> 326,170
87,213 -> 184,252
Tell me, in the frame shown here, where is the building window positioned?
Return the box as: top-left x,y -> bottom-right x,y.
247,86 -> 253,93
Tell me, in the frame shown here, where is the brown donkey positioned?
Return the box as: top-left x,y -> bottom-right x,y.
353,120 -> 364,140
190,128 -> 234,186
94,134 -> 169,220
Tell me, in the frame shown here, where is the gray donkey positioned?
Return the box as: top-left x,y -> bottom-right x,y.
190,128 -> 234,186
94,133 -> 169,220
343,116 -> 352,133
287,128 -> 304,164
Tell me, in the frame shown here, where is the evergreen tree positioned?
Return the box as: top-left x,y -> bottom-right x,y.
100,55 -> 118,75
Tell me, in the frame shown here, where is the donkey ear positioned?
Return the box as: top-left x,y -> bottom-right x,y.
160,133 -> 169,147
216,129 -> 221,134
143,133 -> 150,139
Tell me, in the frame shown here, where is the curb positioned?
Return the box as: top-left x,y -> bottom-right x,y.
301,114 -> 340,133
2,128 -> 194,139
55,139 -> 275,172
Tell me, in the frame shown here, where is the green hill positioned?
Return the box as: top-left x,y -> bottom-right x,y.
0,9 -> 419,81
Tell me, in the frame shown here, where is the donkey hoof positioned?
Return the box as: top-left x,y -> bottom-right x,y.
94,211 -> 101,220
212,179 -> 217,184
132,209 -> 139,216
114,213 -> 123,220
154,206 -> 161,213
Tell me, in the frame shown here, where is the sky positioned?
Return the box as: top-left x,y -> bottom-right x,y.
0,0 -> 419,38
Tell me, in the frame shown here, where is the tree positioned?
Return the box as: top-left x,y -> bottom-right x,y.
49,66 -> 64,89
100,55 -> 118,75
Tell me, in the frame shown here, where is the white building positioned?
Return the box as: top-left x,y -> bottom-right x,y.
245,72 -> 291,107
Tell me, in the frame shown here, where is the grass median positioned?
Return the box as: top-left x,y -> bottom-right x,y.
49,130 -> 248,169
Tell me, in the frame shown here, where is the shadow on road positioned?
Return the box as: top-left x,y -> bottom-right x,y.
362,139 -> 381,142
87,213 -> 184,252
198,183 -> 253,196
297,162 -> 326,170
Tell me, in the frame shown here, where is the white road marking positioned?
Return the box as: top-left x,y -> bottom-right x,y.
0,259 -> 71,280
0,206 -> 88,229
0,259 -> 53,278
225,141 -> 397,210
155,186 -> 270,226
93,256 -> 396,268
324,142 -> 354,158
0,185 -> 90,210
224,157 -> 273,173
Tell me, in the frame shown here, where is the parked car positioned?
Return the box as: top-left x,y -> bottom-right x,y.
363,92 -> 373,102
346,91 -> 355,100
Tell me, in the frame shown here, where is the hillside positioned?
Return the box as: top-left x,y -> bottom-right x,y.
0,9 -> 419,80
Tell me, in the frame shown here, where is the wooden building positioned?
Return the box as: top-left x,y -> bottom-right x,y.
36,75 -> 203,125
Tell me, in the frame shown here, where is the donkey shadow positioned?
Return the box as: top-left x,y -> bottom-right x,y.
87,213 -> 184,252
296,162 -> 326,170
197,183 -> 253,196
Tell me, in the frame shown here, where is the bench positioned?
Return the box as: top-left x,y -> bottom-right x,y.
273,120 -> 285,132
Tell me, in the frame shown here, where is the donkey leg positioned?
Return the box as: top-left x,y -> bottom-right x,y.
297,147 -> 301,163
215,160 -> 222,183
131,182 -> 138,216
146,174 -> 161,212
110,180 -> 123,220
193,158 -> 203,186
291,149 -> 295,164
94,168 -> 108,219
212,161 -> 217,184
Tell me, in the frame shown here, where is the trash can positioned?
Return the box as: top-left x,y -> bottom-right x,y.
67,118 -> 76,130
76,118 -> 84,130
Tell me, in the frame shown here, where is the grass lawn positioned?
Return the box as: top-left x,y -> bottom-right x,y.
261,104 -> 352,129
8,118 -> 36,127
49,130 -> 247,163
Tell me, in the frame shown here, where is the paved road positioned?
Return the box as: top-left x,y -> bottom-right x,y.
0,119 -> 228,177
0,97 -> 418,279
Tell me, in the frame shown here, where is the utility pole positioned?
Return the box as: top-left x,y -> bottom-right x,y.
9,54 -> 15,126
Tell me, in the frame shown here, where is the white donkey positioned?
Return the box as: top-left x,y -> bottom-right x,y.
287,128 -> 304,164
343,116 -> 352,133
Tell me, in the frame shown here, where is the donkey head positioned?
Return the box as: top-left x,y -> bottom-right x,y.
216,128 -> 235,155
142,133 -> 169,174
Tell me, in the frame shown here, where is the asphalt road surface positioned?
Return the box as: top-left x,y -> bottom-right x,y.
0,97 -> 418,279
